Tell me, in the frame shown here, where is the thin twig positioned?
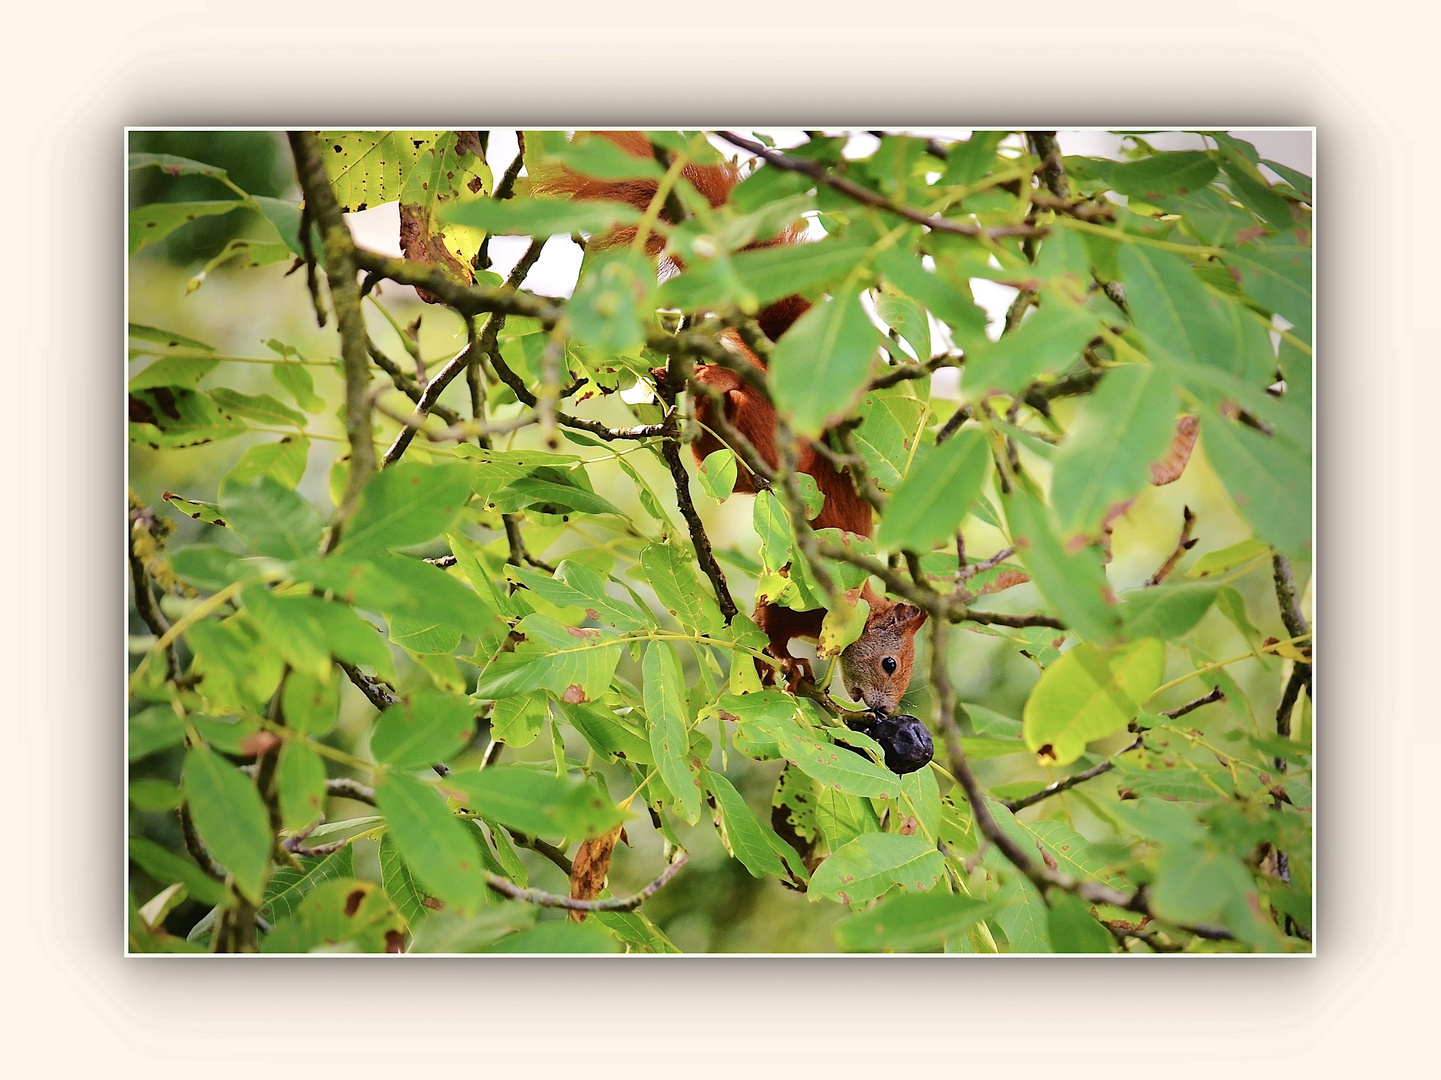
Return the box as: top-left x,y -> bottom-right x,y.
658,357 -> 739,623
485,853 -> 688,912
1145,506 -> 1198,587
1000,687 -> 1225,813
716,132 -> 1049,242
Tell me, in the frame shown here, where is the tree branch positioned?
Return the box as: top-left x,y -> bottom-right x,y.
287,131 -> 376,533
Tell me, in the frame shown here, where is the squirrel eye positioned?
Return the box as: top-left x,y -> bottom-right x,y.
882,656 -> 898,675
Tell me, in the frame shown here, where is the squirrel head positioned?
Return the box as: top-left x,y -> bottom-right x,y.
839,598 -> 929,715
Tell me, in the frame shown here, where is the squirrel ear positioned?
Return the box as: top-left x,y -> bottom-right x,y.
884,601 -> 929,633
893,596 -> 928,631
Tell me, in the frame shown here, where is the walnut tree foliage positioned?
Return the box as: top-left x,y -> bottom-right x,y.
127,129 -> 1313,954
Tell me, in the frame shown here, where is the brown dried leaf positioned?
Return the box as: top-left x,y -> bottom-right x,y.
568,824 -> 622,923
399,203 -> 473,305
976,569 -> 1031,597
1151,415 -> 1199,485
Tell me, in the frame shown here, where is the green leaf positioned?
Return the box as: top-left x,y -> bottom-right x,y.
241,585 -> 333,682
507,560 -> 648,631
388,612 -> 462,655
128,322 -> 217,352
808,833 -> 944,905
962,300 -> 1100,401
491,475 -> 624,518
1005,487 -> 1122,643
1120,581 -> 1221,639
873,246 -> 989,350
398,131 -> 494,277
554,699 -> 654,764
994,876 -> 1051,952
370,692 -> 476,769
1202,416 -> 1312,560
407,904 -> 539,953
1187,537 -> 1270,578
740,701 -> 901,800
546,132 -> 663,179
705,770 -> 789,879
644,643 -> 702,824
1046,890 -> 1114,952
255,840 -> 359,927
128,835 -> 227,908
271,362 -> 325,413
336,462 -> 475,555
129,779 -> 183,812
441,766 -> 625,842
442,197 -> 642,237
472,613 -> 623,703
640,541 -> 721,633
275,742 -> 327,831
207,387 -> 307,428
220,476 -> 324,561
941,131 -> 1008,185
770,287 -> 884,437
129,356 -> 219,390
697,448 -> 738,502
659,235 -> 870,312
379,831 -> 434,928
320,131 -> 439,213
301,552 -> 494,642
260,878 -> 405,954
485,921 -> 622,954
221,437 -> 309,494
569,250 -> 656,357
185,619 -> 284,715
875,291 -> 932,363
1022,638 -> 1166,766
813,785 -> 880,849
129,705 -> 187,761
128,151 -> 234,182
1094,151 -> 1219,199
129,200 -> 245,254
875,427 -> 990,550
373,771 -> 489,915
1224,238 -> 1312,344
182,742 -> 272,904
818,588 -> 870,657
835,891 -> 995,952
1049,364 -> 1178,539
487,691 -> 549,749
1119,245 -> 1262,377
129,385 -> 248,448
282,670 -> 341,737
1150,843 -> 1255,925
852,385 -> 928,492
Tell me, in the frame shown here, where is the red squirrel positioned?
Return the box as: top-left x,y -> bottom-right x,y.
533,131 -> 927,715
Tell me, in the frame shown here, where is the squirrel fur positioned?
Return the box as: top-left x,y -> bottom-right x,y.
533,131 -> 927,714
